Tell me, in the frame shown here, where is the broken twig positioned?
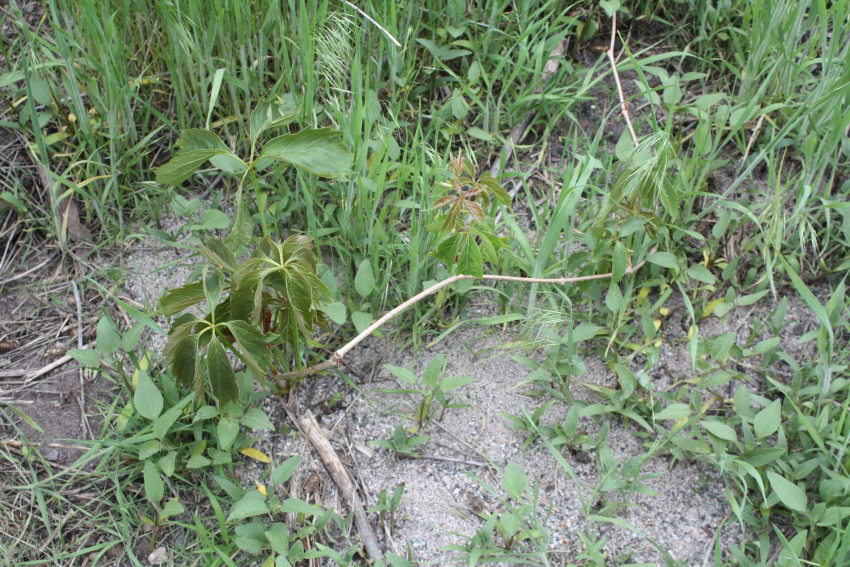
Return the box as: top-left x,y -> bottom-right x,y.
297,410 -> 384,562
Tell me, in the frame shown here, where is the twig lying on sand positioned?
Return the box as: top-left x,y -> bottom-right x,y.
297,410 -> 384,562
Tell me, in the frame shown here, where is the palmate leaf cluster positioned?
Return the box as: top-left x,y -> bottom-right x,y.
154,96 -> 352,406
431,154 -> 511,277
161,236 -> 329,405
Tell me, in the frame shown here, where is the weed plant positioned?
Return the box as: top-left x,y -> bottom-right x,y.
1,0 -> 848,565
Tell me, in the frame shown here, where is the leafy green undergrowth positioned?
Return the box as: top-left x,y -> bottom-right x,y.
1,0 -> 849,565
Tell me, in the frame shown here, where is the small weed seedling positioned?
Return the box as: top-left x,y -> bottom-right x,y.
370,424 -> 430,458
380,354 -> 475,432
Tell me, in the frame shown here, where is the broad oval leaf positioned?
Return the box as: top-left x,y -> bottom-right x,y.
217,417 -> 240,451
701,420 -> 737,442
143,460 -> 164,503
227,490 -> 269,522
767,471 -> 807,513
646,251 -> 678,269
271,456 -> 300,485
96,315 -> 120,355
258,128 -> 352,179
242,407 -> 274,431
754,399 -> 782,439
134,370 -> 163,420
155,129 -> 244,185
354,259 -> 375,298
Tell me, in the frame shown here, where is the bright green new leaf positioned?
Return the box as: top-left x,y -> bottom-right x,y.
96,315 -> 120,355
655,403 -> 691,420
186,209 -> 229,232
68,348 -> 100,367
570,322 -> 604,342
227,490 -> 269,521
249,96 -> 299,142
143,460 -> 164,503
647,251 -> 678,269
767,471 -> 807,513
440,375 -> 475,392
502,461 -> 528,500
259,128 -> 352,178
280,498 -> 324,516
701,420 -> 737,442
271,456 -> 300,485
754,399 -> 782,439
217,416 -> 239,450
355,259 -> 375,297
159,498 -> 184,519
242,408 -> 274,431
351,311 -> 374,335
135,370 -> 163,420
384,364 -> 417,385
318,301 -> 346,325
155,129 -> 244,185
422,355 -> 446,388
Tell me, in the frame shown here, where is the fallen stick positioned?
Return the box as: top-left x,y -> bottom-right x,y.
297,410 -> 384,562
274,250 -> 653,383
606,12 -> 638,145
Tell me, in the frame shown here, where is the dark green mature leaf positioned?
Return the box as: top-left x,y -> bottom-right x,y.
249,96 -> 299,142
160,282 -> 205,316
259,128 -> 352,178
229,259 -> 269,323
432,233 -> 461,267
224,188 -> 254,250
155,129 -> 244,185
203,268 -> 224,308
169,333 -> 200,393
208,336 -> 239,405
225,320 -> 270,379
200,239 -> 238,271
455,233 -> 483,277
